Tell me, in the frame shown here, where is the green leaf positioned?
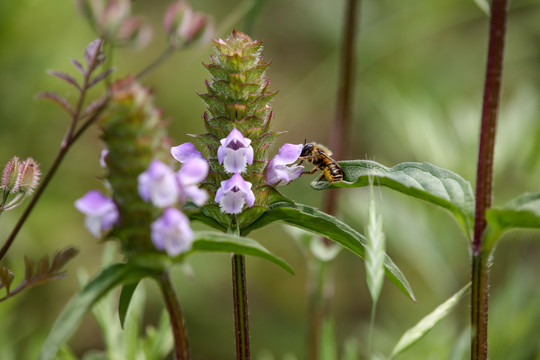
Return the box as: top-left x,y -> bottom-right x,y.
485,192 -> 540,250
180,231 -> 294,274
39,263 -> 157,360
314,160 -> 475,238
389,283 -> 471,358
244,202 -> 416,302
118,281 -> 140,329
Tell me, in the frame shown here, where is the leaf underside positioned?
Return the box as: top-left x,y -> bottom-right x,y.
313,160 -> 475,238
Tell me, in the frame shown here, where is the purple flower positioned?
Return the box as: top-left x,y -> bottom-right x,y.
215,173 -> 255,214
177,157 -> 209,205
100,149 -> 108,168
151,207 -> 194,256
267,143 -> 304,186
171,142 -> 204,163
138,160 -> 180,208
217,127 -> 254,174
75,190 -> 119,238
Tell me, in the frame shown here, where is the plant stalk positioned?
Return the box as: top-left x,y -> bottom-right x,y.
0,42 -> 108,261
309,0 -> 359,358
471,0 -> 508,358
322,0 -> 360,220
307,259 -> 332,360
232,254 -> 250,360
158,271 -> 191,360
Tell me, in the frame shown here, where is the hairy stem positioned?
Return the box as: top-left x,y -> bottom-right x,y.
232,254 -> 250,360
471,0 -> 508,358
158,272 -> 191,360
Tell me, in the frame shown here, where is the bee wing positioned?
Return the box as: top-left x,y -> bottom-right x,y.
319,151 -> 342,169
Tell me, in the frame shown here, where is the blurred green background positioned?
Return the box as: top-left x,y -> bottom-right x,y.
1,0 -> 540,359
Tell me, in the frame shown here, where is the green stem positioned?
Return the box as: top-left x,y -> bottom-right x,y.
367,300 -> 377,357
158,271 -> 191,360
232,254 -> 250,360
307,259 -> 332,360
471,0 -> 508,359
135,46 -> 176,80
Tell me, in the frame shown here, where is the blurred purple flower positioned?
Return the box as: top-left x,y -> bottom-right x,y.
138,160 -> 179,208
177,157 -> 208,205
151,207 -> 194,256
75,190 -> 119,238
100,149 -> 108,168
215,173 -> 255,214
171,142 -> 204,163
266,143 -> 304,186
217,127 -> 254,174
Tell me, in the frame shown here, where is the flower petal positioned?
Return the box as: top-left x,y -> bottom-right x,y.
214,173 -> 254,214
222,148 -> 248,173
266,143 -> 304,186
151,207 -> 194,256
171,142 -> 203,163
75,190 -> 119,238
138,160 -> 179,208
177,158 -> 208,185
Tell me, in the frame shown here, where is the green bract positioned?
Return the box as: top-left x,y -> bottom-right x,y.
100,77 -> 171,255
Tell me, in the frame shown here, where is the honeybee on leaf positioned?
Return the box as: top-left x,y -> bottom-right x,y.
298,142 -> 344,184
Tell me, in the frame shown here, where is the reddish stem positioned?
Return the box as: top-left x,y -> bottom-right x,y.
471,0 -> 508,359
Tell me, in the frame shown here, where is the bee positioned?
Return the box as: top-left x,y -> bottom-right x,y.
298,142 -> 343,183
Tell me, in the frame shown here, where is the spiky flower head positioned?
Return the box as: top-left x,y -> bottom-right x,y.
193,30 -> 288,222
100,76 -> 172,255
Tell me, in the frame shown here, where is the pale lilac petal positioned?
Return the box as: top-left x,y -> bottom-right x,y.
267,143 -> 304,186
177,158 -> 208,185
223,148 -> 248,173
275,143 -> 303,164
217,145 -> 226,164
138,160 -> 179,208
214,173 -> 255,214
245,146 -> 254,165
183,185 -> 208,206
151,207 -> 194,256
224,127 -> 251,148
219,190 -> 245,214
217,128 -> 254,174
75,190 -> 119,238
171,142 -> 203,163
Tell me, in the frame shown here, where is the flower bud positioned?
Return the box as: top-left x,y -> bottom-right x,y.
1,156 -> 21,194
76,0 -> 152,47
163,1 -> 214,48
18,158 -> 41,196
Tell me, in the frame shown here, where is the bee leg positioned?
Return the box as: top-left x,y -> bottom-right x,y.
303,168 -> 318,175
315,173 -> 325,184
